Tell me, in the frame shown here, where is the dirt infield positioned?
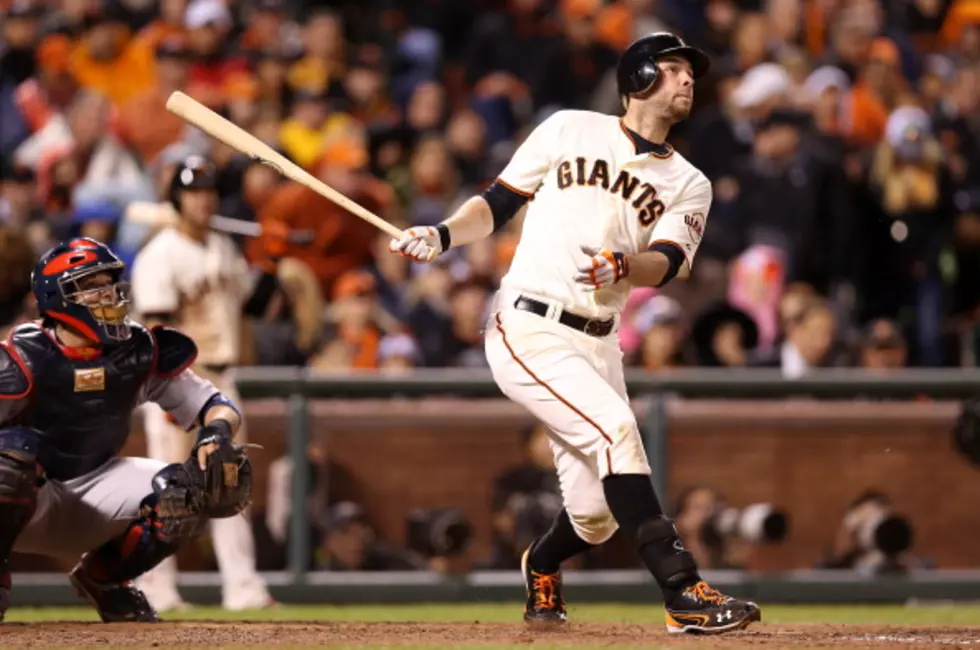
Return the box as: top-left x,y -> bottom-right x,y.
2,621 -> 979,649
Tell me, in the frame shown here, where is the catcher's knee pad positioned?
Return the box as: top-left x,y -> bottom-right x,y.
0,428 -> 43,557
84,490 -> 204,585
151,463 -> 210,541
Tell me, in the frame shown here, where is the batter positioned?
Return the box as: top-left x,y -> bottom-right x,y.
390,32 -> 761,635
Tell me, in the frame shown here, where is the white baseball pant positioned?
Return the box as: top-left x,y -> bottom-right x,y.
14,456 -> 166,557
485,294 -> 651,546
136,366 -> 270,611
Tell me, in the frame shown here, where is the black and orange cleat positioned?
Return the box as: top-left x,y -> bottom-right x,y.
664,580 -> 761,635
521,546 -> 567,626
69,556 -> 160,623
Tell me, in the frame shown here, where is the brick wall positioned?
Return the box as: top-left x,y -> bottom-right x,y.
13,398 -> 979,572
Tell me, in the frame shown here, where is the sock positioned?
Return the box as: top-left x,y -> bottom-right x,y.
528,509 -> 592,574
603,474 -> 701,602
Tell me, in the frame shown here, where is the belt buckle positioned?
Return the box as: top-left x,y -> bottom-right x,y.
584,319 -> 604,337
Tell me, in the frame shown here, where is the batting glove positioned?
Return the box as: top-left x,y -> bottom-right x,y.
389,226 -> 444,263
575,245 -> 630,291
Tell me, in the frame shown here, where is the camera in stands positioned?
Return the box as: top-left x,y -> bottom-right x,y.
701,503 -> 790,547
406,508 -> 473,558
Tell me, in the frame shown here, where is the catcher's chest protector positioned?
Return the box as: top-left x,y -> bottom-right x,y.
7,323 -> 156,481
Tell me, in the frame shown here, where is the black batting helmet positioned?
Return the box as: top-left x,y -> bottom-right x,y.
617,32 -> 710,101
168,155 -> 219,212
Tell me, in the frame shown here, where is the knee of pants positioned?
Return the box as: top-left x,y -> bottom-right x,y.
597,419 -> 652,479
567,505 -> 618,546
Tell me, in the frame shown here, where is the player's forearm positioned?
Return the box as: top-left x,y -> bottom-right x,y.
624,251 -> 675,288
439,196 -> 495,249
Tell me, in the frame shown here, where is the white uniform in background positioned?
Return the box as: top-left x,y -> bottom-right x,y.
130,227 -> 272,611
484,110 -> 711,544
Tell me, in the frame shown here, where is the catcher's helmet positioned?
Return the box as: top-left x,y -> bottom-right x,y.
168,155 -> 219,212
616,32 -> 710,100
32,238 -> 131,344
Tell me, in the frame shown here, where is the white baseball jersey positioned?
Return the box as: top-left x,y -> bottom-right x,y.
131,228 -> 253,366
498,110 -> 711,319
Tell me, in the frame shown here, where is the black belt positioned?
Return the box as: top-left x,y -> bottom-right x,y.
203,364 -> 229,374
514,296 -> 615,338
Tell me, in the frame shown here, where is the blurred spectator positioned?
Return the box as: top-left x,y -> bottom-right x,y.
378,332 -> 422,373
311,269 -> 387,370
691,302 -> 759,367
858,318 -> 908,370
67,4 -> 155,106
733,108 -> 856,294
219,159 -> 280,228
0,162 -> 59,252
314,501 -> 426,571
33,90 -> 155,211
183,0 -> 247,109
0,222 -> 37,330
0,3 -> 43,156
629,295 -> 688,370
752,296 -> 837,378
478,422 -> 561,571
251,138 -> 389,297
116,35 -> 192,165
532,0 -> 618,111
136,0 -> 188,50
726,245 -> 786,353
860,105 -> 954,366
431,275 -> 494,368
287,9 -> 345,98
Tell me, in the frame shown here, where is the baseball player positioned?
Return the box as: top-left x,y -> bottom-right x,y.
390,33 -> 761,634
130,156 -> 273,611
0,237 -> 253,623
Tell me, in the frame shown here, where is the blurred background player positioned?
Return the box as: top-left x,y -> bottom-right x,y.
130,155 -> 274,611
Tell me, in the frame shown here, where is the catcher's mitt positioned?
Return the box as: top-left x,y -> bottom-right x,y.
186,424 -> 254,518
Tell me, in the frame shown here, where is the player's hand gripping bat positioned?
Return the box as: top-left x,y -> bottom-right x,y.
165,91 -> 403,239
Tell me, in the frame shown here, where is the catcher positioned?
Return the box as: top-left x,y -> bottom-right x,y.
0,237 -> 253,622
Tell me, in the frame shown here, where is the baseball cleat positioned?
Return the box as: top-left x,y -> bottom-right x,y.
69,558 -> 160,623
521,545 -> 567,625
664,580 -> 761,634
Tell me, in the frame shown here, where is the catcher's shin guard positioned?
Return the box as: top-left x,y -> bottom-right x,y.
84,490 -> 203,586
72,480 -> 207,623
0,428 -> 44,621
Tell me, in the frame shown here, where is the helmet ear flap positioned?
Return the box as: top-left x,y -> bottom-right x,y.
632,61 -> 661,97
622,61 -> 660,109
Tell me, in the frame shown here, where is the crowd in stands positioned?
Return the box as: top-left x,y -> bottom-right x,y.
3,0 -> 980,373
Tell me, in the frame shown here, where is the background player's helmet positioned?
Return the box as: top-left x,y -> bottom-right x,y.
32,238 -> 131,344
168,154 -> 219,212
616,32 -> 711,101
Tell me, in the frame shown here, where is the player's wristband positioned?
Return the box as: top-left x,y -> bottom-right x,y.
195,418 -> 233,449
612,252 -> 630,281
435,223 -> 451,251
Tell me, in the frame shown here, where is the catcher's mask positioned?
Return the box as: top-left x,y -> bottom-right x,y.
32,238 -> 132,344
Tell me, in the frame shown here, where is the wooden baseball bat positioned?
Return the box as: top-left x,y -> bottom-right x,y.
165,91 -> 403,239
